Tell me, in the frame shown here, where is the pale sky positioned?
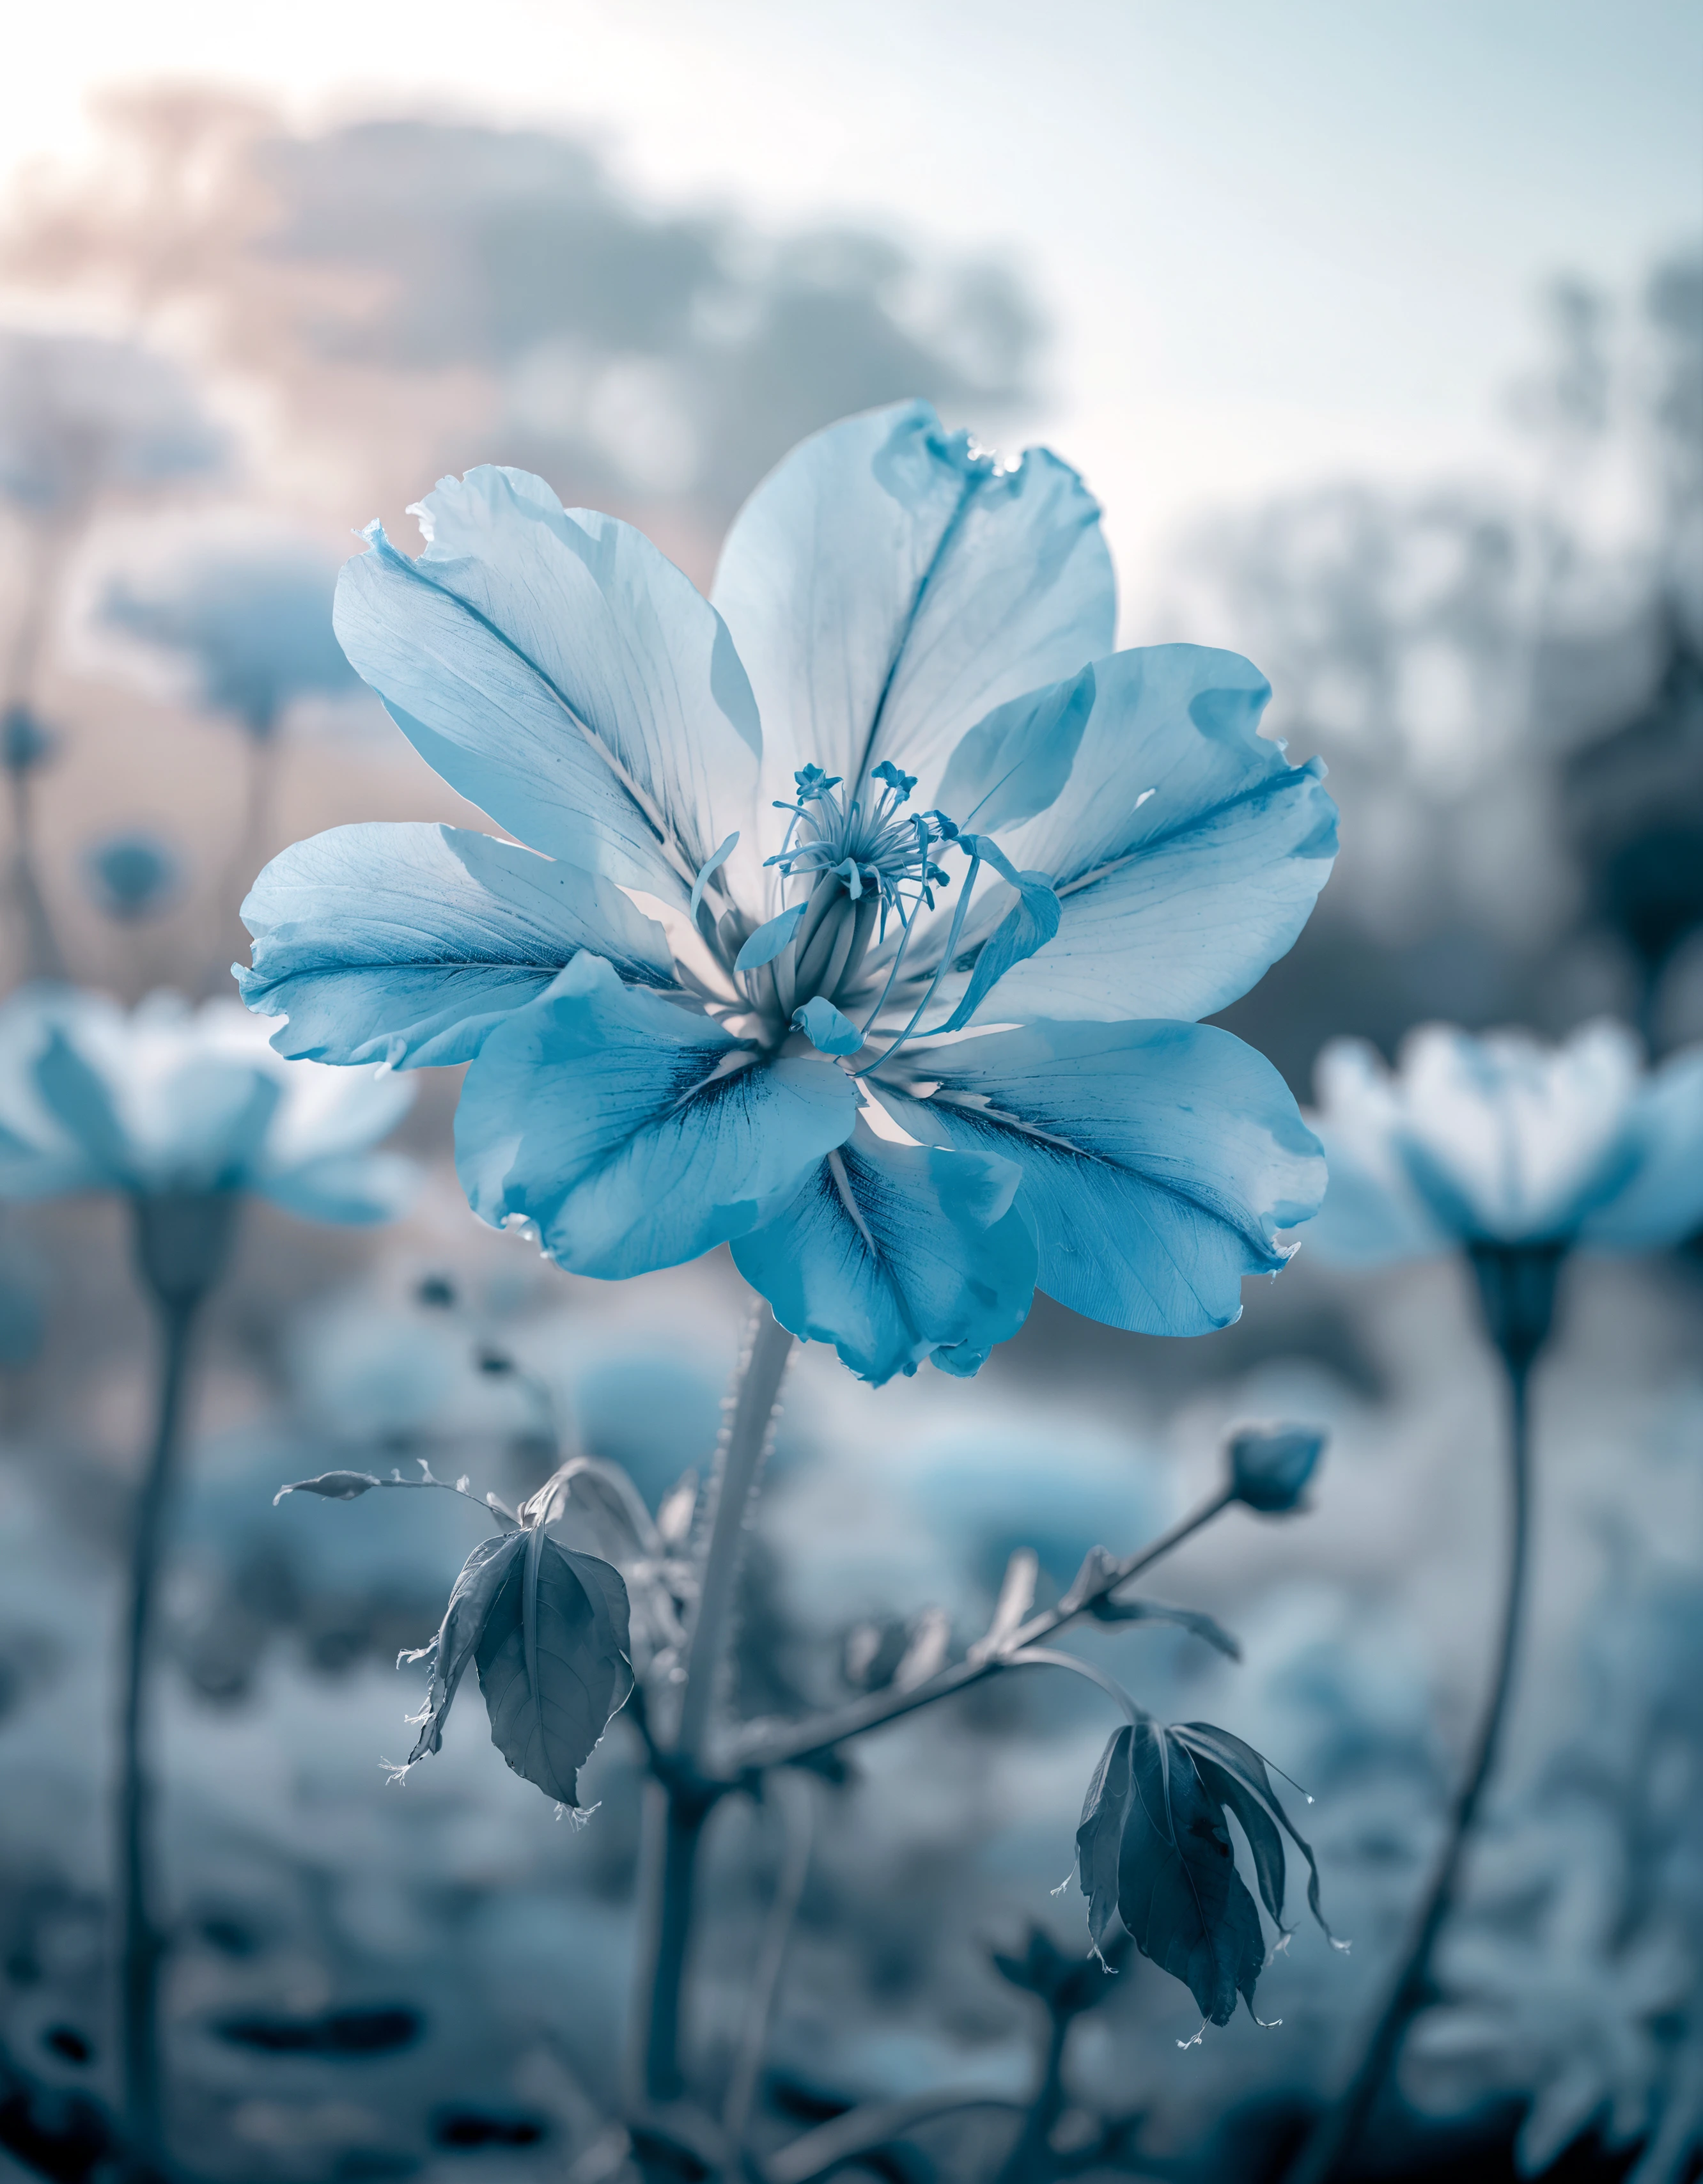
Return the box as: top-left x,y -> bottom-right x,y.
4,0 -> 1700,599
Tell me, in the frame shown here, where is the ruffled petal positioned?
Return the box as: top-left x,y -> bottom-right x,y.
334,467 -> 761,904
963,647 -> 1336,1025
1580,1044 -> 1703,1251
455,955 -> 859,1279
712,402 -> 1114,872
238,822 -> 675,1068
732,1117 -> 1036,1384
871,1017 -> 1325,1335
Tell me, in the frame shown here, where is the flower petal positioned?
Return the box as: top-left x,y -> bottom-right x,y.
712,402 -> 1114,865
1580,1044 -> 1703,1251
973,646 -> 1337,1024
1301,1040 -> 1452,1265
872,1018 -> 1325,1334
455,955 -> 859,1278
238,822 -> 674,1068
334,467 -> 761,903
732,1118 -> 1036,1384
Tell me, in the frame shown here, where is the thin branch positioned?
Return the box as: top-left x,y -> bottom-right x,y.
724,1770 -> 814,2148
728,1486 -> 1233,1775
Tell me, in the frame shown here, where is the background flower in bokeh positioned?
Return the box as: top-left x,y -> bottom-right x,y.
0,988 -> 416,1222
1304,1022 -> 1703,1266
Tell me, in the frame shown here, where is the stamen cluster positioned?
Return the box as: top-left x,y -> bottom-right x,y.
758,761 -> 960,1022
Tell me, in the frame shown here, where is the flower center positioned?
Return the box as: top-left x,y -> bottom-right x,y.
761,761 -> 956,1021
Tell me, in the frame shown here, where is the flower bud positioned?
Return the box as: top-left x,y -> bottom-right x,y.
1225,1423 -> 1326,1515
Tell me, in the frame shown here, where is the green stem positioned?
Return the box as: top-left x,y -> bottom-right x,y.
629,1304 -> 794,2107
1287,1351 -> 1534,2184
118,1288 -> 201,2175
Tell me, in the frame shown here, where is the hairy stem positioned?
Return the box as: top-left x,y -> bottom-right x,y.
118,1289 -> 201,2174
630,1304 -> 794,2107
1287,1351 -> 1534,2184
731,1487 -> 1233,1775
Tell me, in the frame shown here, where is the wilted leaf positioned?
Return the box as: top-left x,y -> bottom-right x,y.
272,1469 -> 384,1504
1172,1721 -> 1338,1944
475,1529 -> 634,1806
1118,1720 -> 1265,2026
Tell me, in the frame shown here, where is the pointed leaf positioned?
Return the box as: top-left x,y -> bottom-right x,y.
475,1533 -> 634,1806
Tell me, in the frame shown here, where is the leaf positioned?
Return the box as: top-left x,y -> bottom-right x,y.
474,1530 -> 634,1806
1062,1547 -> 1240,1658
525,1456 -> 658,1561
1116,1720 -> 1265,2025
1086,1595 -> 1241,1662
273,1470 -> 384,1505
398,1533 -> 526,1767
1172,1721 -> 1339,1945
735,900 -> 808,972
1075,1726 -> 1137,1959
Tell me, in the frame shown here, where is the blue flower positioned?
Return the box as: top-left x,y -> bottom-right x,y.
238,402 -> 1335,1383
104,536 -> 358,739
0,988 -> 416,1224
1303,1022 -> 1703,1264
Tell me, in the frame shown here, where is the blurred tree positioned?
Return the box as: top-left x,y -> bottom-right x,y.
1,95 -> 1043,566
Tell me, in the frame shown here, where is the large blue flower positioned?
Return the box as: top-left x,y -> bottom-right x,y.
238,402 -> 1335,1382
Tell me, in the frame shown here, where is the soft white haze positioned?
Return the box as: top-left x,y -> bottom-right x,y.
3,0 -> 1699,598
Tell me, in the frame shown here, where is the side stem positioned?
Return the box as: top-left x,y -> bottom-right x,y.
731,1487 -> 1232,1776
1287,1352 -> 1534,2184
630,1304 -> 794,2108
118,1289 -> 201,2175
